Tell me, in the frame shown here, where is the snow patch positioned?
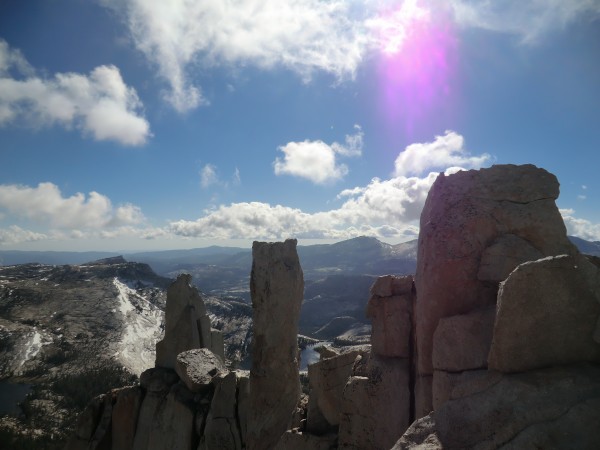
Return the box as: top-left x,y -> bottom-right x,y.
17,328 -> 52,369
113,278 -> 164,376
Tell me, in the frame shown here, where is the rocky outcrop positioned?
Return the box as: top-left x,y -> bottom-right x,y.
337,275 -> 414,449
415,164 -> 578,414
155,274 -> 224,369
247,239 -> 304,450
66,273 -> 238,450
66,164 -> 600,450
200,372 -> 243,450
392,164 -> 600,448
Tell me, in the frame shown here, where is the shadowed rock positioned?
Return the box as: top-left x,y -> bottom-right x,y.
246,239 -> 304,450
155,274 -> 224,369
393,364 -> 600,450
488,254 -> 600,372
366,275 -> 414,358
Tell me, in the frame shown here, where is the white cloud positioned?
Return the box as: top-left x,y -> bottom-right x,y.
168,200 -> 421,241
172,131 -> 492,240
102,0 -> 371,112
0,40 -> 33,77
274,140 -> 348,184
97,0 -> 599,114
365,0 -> 431,55
394,130 -> 491,177
233,167 -> 241,186
200,164 -> 219,188
0,225 -> 47,245
200,164 -> 242,189
0,40 -> 150,146
274,127 -> 364,184
167,177 -> 431,240
0,183 -> 144,229
560,209 -> 600,241
450,0 -> 600,44
332,125 -> 364,157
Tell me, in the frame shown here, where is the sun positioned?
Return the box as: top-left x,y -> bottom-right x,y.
370,0 -> 458,134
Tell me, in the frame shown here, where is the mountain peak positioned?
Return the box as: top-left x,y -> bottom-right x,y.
85,255 -> 127,265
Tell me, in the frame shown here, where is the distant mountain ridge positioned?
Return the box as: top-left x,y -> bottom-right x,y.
1,235 -> 598,274
568,236 -> 600,256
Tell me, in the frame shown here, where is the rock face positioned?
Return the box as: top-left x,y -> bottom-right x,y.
337,275 -> 414,449
200,372 -> 243,450
155,274 -> 224,369
488,254 -> 600,372
306,348 -> 366,433
432,306 -> 496,372
246,239 -> 304,450
366,275 -> 414,358
339,355 -> 410,450
415,164 -> 577,414
394,364 -> 600,450
389,164 -> 600,448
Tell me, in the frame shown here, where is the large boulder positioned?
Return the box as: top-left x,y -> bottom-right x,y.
393,364 -> 600,450
246,239 -> 304,450
488,254 -> 600,372
306,349 -> 364,431
175,348 -> 228,393
415,165 -> 577,409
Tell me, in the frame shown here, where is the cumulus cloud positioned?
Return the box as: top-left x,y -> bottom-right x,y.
167,175 -> 432,241
450,0 -> 600,44
560,209 -> 600,241
171,131 -> 491,240
0,40 -> 150,145
394,130 -> 490,177
0,225 -> 47,245
274,141 -> 348,184
0,182 -> 144,229
274,126 -> 364,184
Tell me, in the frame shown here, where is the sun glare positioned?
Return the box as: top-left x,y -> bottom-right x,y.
372,1 -> 457,135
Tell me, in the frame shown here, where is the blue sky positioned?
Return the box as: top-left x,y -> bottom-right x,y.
0,0 -> 599,251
